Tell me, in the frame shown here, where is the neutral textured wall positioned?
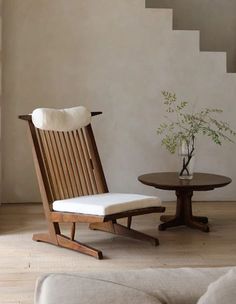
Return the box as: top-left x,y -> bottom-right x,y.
0,0 -> 2,201
2,0 -> 236,203
146,0 -> 236,72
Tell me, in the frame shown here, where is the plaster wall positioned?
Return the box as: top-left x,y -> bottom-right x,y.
0,0 -> 2,201
2,0 -> 236,203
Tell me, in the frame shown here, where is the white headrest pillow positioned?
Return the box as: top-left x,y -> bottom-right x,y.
32,106 -> 91,131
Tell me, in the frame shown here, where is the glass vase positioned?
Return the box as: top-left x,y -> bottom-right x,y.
178,138 -> 195,180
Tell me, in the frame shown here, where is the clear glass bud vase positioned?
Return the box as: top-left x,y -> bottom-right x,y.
178,138 -> 195,180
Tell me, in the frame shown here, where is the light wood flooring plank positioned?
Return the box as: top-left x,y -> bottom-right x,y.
0,202 -> 236,303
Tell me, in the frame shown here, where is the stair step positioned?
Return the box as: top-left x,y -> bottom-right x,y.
199,52 -> 227,74
143,8 -> 173,32
172,30 -> 200,53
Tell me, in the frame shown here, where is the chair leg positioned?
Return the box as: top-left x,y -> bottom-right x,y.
70,222 -> 76,241
57,235 -> 103,259
127,216 -> 132,229
33,233 -> 58,245
33,221 -> 103,259
89,221 -> 159,246
33,222 -> 60,245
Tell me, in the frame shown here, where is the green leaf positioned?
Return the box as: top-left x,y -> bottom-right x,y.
157,91 -> 236,154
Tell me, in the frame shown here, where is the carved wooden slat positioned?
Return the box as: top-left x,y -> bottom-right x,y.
80,129 -> 99,194
55,132 -> 75,198
69,131 -> 89,195
84,125 -> 108,193
53,132 -> 71,199
45,131 -> 64,199
62,132 -> 82,197
39,130 -> 60,200
74,130 -> 94,195
57,132 -> 77,198
48,131 -> 68,199
36,129 -> 54,202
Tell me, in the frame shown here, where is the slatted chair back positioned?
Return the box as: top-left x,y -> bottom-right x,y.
19,114 -> 108,207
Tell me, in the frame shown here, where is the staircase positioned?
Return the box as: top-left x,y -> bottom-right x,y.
146,0 -> 236,72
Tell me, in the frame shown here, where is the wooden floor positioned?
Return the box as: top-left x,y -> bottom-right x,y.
0,202 -> 236,303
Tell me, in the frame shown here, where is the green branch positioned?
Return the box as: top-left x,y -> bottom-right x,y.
157,91 -> 236,155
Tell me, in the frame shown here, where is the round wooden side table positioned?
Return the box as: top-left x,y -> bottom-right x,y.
138,172 -> 232,232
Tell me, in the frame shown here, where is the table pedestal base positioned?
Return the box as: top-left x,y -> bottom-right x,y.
159,190 -> 210,232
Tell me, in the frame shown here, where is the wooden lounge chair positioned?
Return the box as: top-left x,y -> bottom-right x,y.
19,107 -> 165,259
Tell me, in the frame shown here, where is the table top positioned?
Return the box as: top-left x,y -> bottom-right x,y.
138,172 -> 232,191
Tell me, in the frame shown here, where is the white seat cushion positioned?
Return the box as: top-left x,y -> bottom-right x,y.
53,193 -> 161,216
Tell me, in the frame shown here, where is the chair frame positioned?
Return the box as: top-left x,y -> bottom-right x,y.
19,113 -> 165,259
